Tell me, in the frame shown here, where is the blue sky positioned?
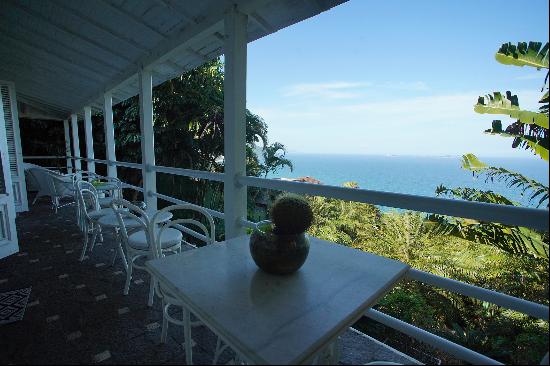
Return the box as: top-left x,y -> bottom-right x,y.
246,0 -> 549,157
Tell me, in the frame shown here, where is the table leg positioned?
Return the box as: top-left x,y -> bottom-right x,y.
184,307 -> 193,365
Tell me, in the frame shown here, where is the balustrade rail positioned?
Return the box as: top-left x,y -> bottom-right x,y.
25,154 -> 550,364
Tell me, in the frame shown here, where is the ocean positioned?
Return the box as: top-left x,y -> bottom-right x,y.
267,154 -> 549,209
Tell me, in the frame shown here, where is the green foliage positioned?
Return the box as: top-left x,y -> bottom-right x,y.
307,184 -> 381,247
484,122 -> 549,161
377,211 -> 435,263
475,42 -> 550,161
377,286 -> 436,329
270,193 -> 313,234
495,42 -> 549,69
109,58 -> 292,238
433,186 -> 549,260
475,91 -> 548,129
259,142 -> 293,177
462,153 -> 549,207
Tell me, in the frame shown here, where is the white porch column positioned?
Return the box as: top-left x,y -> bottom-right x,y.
63,119 -> 73,173
139,69 -> 157,210
223,7 -> 248,239
84,106 -> 95,174
103,92 -> 117,178
70,113 -> 81,172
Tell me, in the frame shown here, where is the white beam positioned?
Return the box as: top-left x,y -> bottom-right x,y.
63,119 -> 73,173
70,114 -> 81,172
84,106 -> 95,174
139,69 -> 157,210
6,0 -> 133,63
103,93 -> 117,178
223,7 -> 248,239
49,0 -> 149,53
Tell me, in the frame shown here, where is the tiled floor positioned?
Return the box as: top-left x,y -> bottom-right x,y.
0,201 -> 230,365
0,200 -> 417,365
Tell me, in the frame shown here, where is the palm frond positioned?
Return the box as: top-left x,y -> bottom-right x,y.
461,154 -> 549,207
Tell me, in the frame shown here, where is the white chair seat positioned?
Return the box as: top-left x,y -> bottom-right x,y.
88,208 -> 113,221
99,196 -> 115,208
128,227 -> 182,250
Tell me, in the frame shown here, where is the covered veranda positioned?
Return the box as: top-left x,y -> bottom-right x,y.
0,0 -> 549,365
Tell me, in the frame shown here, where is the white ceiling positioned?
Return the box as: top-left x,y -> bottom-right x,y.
0,0 -> 346,119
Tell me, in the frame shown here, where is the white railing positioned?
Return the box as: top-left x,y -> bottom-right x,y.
27,154 -> 550,365
365,309 -> 503,365
239,176 -> 549,231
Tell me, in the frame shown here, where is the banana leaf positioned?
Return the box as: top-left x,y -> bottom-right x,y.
495,42 -> 549,69
474,91 -> 549,129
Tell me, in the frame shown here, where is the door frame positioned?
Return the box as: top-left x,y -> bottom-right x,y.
0,86 -> 19,259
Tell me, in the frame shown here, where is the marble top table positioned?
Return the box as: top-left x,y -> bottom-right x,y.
146,235 -> 410,365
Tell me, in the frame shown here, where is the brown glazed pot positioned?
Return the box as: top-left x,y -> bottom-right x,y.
249,220 -> 310,275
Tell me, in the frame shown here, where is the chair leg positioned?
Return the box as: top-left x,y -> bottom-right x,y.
111,247 -> 118,266
161,301 -> 168,344
147,276 -> 155,307
79,227 -> 89,262
123,257 -> 133,295
213,337 -> 223,365
89,225 -> 99,253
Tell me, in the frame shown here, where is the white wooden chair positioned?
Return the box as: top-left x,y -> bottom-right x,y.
76,185 -> 103,261
48,171 -> 76,213
111,199 -> 183,301
150,204 -> 230,364
27,167 -> 57,207
72,171 -> 100,230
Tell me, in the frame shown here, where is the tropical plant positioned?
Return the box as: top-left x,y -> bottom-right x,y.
108,58 -> 292,231
475,42 -> 549,161
259,142 -> 293,178
461,153 -> 549,207
433,41 -> 549,260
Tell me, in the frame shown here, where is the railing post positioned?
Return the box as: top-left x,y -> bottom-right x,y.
223,7 -> 248,239
70,113 -> 81,172
63,119 -> 73,173
139,68 -> 157,210
103,92 -> 117,178
84,106 -> 95,174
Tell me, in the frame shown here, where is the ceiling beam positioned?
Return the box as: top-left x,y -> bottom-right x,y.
80,6 -> 225,106
162,60 -> 185,74
0,54 -> 100,92
186,47 -> 209,62
249,12 -> 274,33
13,88 -> 74,113
95,0 -> 166,38
0,23 -> 125,75
0,65 -> 92,102
49,0 -> 150,53
156,0 -> 197,24
0,33 -> 112,81
0,50 -> 106,88
77,0 -> 274,111
18,95 -> 69,116
6,0 -> 134,63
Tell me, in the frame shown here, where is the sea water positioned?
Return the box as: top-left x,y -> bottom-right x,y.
267,154 -> 549,209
